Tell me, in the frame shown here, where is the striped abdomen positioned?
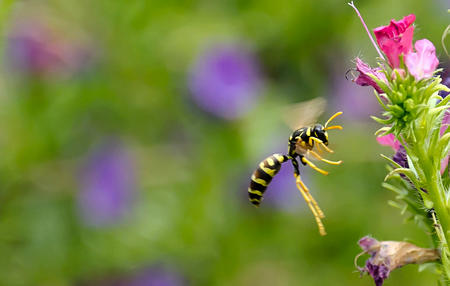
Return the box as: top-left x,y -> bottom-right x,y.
248,154 -> 289,206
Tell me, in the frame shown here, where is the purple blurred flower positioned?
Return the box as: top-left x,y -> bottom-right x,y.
129,265 -> 187,286
6,17 -> 93,78
188,44 -> 261,119
78,141 -> 135,226
81,264 -> 186,286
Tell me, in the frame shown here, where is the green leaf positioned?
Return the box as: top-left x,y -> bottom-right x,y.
436,92 -> 450,109
384,167 -> 422,190
375,127 -> 391,136
373,90 -> 388,110
371,115 -> 394,125
382,182 -> 407,195
437,133 -> 450,158
388,200 -> 403,209
369,73 -> 390,93
389,104 -> 405,117
430,106 -> 449,116
380,154 -> 403,169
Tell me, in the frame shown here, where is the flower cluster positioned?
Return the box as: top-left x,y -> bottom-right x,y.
349,2 -> 450,284
356,14 -> 439,90
351,11 -> 448,136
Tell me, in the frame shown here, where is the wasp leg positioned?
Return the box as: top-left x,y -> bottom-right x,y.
315,142 -> 323,154
295,173 -> 325,219
294,173 -> 326,236
291,157 -> 326,235
290,156 -> 301,176
324,125 -> 343,131
324,111 -> 343,128
309,150 -> 342,165
300,156 -> 329,175
310,137 -> 334,153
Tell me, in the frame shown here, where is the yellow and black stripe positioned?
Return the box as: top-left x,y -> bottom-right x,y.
248,154 -> 289,206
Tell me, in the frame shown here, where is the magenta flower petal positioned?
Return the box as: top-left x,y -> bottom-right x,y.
376,134 -> 401,151
355,58 -> 388,93
374,14 -> 415,68
405,39 -> 439,81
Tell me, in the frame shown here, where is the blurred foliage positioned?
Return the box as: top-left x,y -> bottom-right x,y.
0,0 -> 448,285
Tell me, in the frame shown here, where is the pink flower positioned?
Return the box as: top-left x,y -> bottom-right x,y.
374,14 -> 415,68
376,134 -> 401,151
405,39 -> 439,81
355,58 -> 388,93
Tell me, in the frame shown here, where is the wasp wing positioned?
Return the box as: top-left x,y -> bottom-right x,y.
281,97 -> 327,131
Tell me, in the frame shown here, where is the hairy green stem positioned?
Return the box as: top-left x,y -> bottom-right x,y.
411,126 -> 450,282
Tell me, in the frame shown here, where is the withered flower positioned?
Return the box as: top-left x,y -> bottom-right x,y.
356,236 -> 440,286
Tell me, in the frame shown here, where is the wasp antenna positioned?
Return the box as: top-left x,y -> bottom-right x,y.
324,111 -> 343,128
324,125 -> 343,131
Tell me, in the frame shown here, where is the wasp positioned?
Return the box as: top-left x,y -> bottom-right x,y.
248,98 -> 343,235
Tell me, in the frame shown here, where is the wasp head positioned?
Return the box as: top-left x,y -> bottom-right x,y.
313,124 -> 329,145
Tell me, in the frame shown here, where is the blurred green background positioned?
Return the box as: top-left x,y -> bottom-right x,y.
0,0 -> 448,285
